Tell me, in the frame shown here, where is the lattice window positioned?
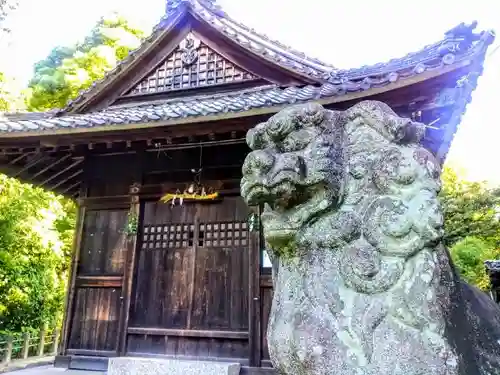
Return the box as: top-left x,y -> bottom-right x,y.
199,221 -> 248,248
141,221 -> 249,250
126,33 -> 257,96
142,224 -> 195,250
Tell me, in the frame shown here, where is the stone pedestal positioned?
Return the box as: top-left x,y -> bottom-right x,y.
108,357 -> 241,375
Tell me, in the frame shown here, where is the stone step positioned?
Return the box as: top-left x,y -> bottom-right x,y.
108,357 -> 241,375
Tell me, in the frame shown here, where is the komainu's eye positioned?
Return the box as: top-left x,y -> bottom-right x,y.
280,129 -> 313,152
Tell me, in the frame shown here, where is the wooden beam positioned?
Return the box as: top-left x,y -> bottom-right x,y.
49,169 -> 83,190
117,183 -> 142,356
29,154 -> 72,181
75,275 -> 123,288
78,195 -> 130,209
126,327 -> 249,340
59,190 -> 86,355
8,152 -> 34,166
61,181 -> 81,195
11,153 -> 49,178
186,214 -> 200,330
146,163 -> 242,176
248,205 -> 262,367
144,138 -> 246,152
40,158 -> 83,186
66,349 -> 116,357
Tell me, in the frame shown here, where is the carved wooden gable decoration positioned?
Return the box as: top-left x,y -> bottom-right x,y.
124,33 -> 258,96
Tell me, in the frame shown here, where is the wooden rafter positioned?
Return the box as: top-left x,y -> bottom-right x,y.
40,158 -> 83,186
12,154 -> 50,178
61,181 -> 81,195
28,154 -> 73,181
50,170 -> 83,191
8,152 -> 35,166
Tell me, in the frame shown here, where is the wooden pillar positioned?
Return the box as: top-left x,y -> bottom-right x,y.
117,183 -> 142,356
58,187 -> 87,356
248,206 -> 262,367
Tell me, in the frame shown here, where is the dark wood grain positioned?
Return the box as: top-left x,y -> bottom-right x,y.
58,128 -> 277,365
248,205 -> 261,367
117,183 -> 143,355
127,334 -> 249,360
128,196 -> 252,359
260,282 -> 273,361
78,209 -> 128,276
127,328 -> 248,339
59,202 -> 86,355
124,36 -> 259,96
68,287 -> 121,352
75,275 -> 123,288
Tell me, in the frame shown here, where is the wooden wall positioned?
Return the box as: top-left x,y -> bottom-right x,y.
66,208 -> 128,356
260,274 -> 272,365
62,146 -> 274,366
127,198 -> 252,361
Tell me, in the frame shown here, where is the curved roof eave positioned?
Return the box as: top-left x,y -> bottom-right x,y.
53,0 -> 493,116
58,0 -> 333,115
0,34 -> 492,138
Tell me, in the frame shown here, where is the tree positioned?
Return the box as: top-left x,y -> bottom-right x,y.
449,236 -> 500,291
440,166 -> 500,248
0,71 -> 25,112
27,12 -> 146,111
0,175 -> 74,332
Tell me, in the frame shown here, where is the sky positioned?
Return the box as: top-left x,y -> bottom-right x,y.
1,0 -> 500,184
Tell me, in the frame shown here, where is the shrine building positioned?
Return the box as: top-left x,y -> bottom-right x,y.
486,261 -> 500,303
0,0 -> 495,372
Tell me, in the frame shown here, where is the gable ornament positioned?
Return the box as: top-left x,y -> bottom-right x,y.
180,34 -> 201,67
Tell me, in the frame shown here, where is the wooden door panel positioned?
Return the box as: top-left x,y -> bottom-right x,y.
127,333 -> 249,360
131,202 -> 197,328
142,200 -> 197,226
67,287 -> 121,354
128,197 -> 252,360
78,210 -> 128,276
131,246 -> 193,328
260,278 -> 273,362
67,208 -> 129,355
191,246 -> 249,330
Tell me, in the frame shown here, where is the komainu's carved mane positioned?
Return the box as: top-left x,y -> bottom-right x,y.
241,101 -> 500,375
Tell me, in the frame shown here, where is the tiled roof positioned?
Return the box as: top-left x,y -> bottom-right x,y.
60,0 -> 336,114
0,22 -> 494,135
330,22 -> 490,81
485,260 -> 500,272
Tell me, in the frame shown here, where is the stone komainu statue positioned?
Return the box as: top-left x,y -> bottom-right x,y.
240,101 -> 500,375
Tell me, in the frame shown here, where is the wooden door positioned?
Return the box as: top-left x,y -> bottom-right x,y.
66,208 -> 129,357
127,197 -> 257,363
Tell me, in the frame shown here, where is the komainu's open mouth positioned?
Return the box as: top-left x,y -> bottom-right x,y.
242,177 -> 310,212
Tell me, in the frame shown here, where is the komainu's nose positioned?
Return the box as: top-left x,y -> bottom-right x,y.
242,150 -> 275,176
278,153 -> 304,174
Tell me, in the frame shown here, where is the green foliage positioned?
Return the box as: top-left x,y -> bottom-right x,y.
440,166 -> 500,248
450,236 -> 500,291
0,175 -> 75,332
0,71 -> 26,112
27,12 -> 146,111
126,211 -> 139,236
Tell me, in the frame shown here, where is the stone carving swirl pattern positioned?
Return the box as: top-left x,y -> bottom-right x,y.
241,100 -> 500,375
